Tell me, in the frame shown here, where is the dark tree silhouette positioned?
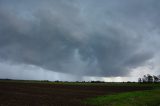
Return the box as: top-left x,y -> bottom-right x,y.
153,75 -> 159,83
142,75 -> 147,83
138,78 -> 142,83
147,74 -> 153,83
139,74 -> 160,83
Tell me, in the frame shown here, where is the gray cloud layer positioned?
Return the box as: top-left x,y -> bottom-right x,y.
0,0 -> 160,77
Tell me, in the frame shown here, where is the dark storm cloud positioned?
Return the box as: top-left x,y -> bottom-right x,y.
0,0 -> 159,77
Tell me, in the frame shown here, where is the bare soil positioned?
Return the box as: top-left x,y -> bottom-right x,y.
0,81 -> 151,106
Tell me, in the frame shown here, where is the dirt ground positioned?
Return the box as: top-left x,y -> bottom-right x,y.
0,81 -> 151,106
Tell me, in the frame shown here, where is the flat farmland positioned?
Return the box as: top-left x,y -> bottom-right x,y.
0,81 -> 153,106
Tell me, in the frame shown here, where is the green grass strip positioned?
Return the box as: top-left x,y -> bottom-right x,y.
84,89 -> 160,106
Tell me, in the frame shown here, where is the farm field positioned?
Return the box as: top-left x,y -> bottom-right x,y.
0,80 -> 158,106
84,89 -> 160,106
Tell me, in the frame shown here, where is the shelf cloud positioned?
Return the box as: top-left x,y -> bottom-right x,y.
0,0 -> 160,80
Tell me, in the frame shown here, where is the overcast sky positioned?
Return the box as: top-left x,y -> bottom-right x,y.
0,0 -> 160,82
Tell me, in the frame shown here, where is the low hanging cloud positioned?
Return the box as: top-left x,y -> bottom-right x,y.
0,0 -> 160,79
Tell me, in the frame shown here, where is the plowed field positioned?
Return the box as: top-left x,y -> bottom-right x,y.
0,81 -> 151,106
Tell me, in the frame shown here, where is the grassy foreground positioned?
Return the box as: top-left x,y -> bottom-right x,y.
84,89 -> 160,106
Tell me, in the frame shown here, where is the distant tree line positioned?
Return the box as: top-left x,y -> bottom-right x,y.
138,74 -> 160,83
